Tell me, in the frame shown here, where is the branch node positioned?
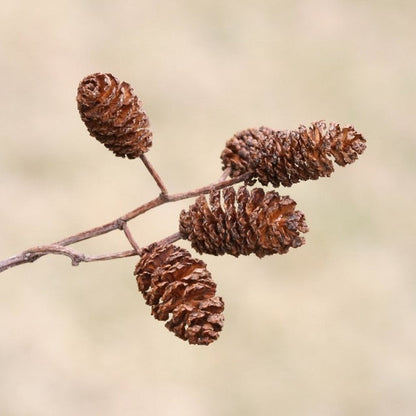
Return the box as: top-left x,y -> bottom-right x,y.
23,251 -> 39,263
71,257 -> 81,266
159,192 -> 169,202
116,218 -> 126,230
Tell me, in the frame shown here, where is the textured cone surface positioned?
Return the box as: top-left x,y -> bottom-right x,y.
134,243 -> 224,345
221,121 -> 366,187
77,73 -> 152,159
179,186 -> 308,258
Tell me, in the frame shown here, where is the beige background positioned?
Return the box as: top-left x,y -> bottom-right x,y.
1,1 -> 415,415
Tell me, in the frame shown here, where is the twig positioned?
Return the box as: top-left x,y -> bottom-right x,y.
156,232 -> 182,247
0,172 -> 251,274
119,220 -> 142,254
217,167 -> 231,182
140,154 -> 168,195
1,245 -> 139,270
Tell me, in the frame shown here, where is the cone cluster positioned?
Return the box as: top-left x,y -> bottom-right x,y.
134,243 -> 224,345
77,73 -> 152,159
221,121 -> 366,187
179,186 -> 308,258
75,72 -> 367,345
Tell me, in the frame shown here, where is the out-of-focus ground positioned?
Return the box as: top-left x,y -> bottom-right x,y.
0,1 -> 415,415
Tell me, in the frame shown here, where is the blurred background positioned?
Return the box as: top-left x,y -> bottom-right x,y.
0,1 -> 415,415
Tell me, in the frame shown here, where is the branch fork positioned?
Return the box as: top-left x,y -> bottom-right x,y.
0,161 -> 249,273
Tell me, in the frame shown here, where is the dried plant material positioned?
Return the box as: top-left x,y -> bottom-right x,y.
1,71 -> 368,348
77,73 -> 152,159
179,186 -> 308,258
134,243 -> 224,345
221,121 -> 366,187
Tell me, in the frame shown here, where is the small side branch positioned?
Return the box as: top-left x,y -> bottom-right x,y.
0,245 -> 139,272
81,249 -> 138,263
157,231 -> 182,247
119,220 -> 142,254
164,172 -> 252,204
217,167 -> 231,182
140,154 -> 168,195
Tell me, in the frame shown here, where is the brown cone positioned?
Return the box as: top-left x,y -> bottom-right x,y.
221,121 -> 366,187
134,243 -> 224,345
179,186 -> 308,258
77,73 -> 152,159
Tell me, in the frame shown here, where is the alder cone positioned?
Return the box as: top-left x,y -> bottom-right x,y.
77,73 -> 152,159
179,186 -> 308,258
134,243 -> 224,345
221,121 -> 366,187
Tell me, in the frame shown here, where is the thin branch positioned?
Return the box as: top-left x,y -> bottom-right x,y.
0,172 -> 252,274
162,172 -> 251,204
52,195 -> 165,248
119,220 -> 142,254
156,231 -> 182,247
217,167 -> 231,182
140,154 -> 168,195
0,245 -> 140,272
81,249 -> 138,263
